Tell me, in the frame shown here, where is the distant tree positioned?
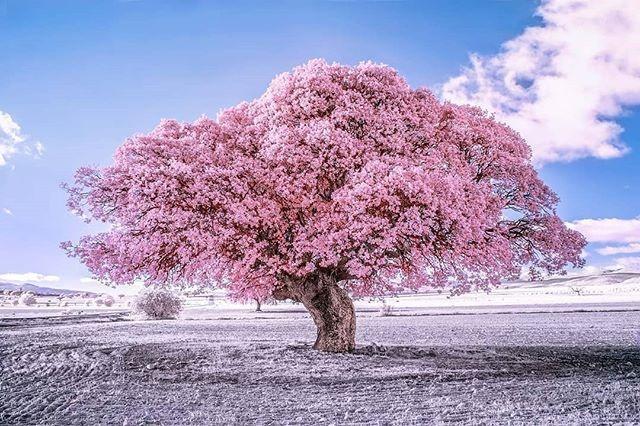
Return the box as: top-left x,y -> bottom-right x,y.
97,294 -> 115,307
228,286 -> 273,312
63,60 -> 585,352
133,289 -> 182,319
18,292 -> 37,307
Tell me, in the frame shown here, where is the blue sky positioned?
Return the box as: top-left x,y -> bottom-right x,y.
1,0 -> 639,292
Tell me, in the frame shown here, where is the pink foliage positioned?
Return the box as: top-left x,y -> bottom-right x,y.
62,59 -> 585,298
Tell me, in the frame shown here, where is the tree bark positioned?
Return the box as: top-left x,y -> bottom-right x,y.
255,298 -> 262,312
273,272 -> 356,352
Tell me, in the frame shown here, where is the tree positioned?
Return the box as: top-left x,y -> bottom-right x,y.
19,292 -> 37,307
98,294 -> 115,307
62,59 -> 585,352
228,285 -> 273,312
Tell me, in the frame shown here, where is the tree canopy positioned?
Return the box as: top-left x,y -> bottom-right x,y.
63,59 -> 585,299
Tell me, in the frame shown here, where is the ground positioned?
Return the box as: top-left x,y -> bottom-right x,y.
1,304 -> 639,425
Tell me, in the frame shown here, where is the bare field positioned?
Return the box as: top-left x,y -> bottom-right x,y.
1,307 -> 639,425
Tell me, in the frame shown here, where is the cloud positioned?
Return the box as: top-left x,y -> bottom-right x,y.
2,207 -> 12,216
597,243 -> 640,256
566,217 -> 640,244
442,0 -> 640,164
0,272 -> 61,283
34,141 -> 45,157
80,277 -> 98,283
568,217 -> 640,265
0,110 -> 44,166
608,256 -> 640,272
0,111 -> 25,166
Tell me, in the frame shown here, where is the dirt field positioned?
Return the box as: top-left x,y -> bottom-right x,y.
1,307 -> 639,424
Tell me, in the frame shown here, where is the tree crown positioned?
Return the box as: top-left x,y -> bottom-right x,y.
63,59 -> 585,296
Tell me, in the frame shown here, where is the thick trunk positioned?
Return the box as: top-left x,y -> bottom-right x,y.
255,299 -> 262,312
273,272 -> 356,352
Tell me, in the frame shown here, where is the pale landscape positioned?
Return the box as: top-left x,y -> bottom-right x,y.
2,273 -> 639,424
2,1 -> 640,424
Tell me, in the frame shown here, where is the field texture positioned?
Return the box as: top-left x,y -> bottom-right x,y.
1,308 -> 639,425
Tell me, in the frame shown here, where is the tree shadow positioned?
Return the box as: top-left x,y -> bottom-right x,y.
351,344 -> 640,379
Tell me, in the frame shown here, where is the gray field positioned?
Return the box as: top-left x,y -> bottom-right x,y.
1,308 -> 639,425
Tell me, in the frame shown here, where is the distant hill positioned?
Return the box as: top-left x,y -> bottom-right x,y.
0,282 -> 94,296
501,271 -> 640,289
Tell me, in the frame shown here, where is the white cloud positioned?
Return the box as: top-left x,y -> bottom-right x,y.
34,141 -> 45,157
2,207 -> 12,216
80,277 -> 98,283
608,256 -> 640,272
566,218 -> 640,244
0,111 -> 25,166
442,0 -> 640,164
563,264 -> 602,277
568,217 -> 640,264
0,110 -> 44,166
0,272 -> 61,283
597,243 -> 640,256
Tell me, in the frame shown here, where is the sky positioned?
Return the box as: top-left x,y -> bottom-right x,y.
1,0 -> 639,293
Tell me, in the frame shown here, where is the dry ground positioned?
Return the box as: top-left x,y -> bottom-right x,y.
1,308 -> 639,425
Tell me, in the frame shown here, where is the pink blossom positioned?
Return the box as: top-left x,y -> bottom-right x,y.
62,59 -> 585,298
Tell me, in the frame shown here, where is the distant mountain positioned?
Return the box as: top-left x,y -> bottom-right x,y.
0,282 -> 95,296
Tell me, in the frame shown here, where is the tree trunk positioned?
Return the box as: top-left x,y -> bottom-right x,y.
255,298 -> 262,312
273,272 -> 356,352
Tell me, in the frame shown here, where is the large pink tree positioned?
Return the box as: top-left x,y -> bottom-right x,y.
63,60 -> 585,352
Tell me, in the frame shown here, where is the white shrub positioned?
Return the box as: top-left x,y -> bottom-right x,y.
19,292 -> 37,306
99,294 -> 115,307
133,289 -> 182,319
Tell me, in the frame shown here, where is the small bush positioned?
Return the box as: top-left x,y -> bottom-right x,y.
379,302 -> 393,317
133,289 -> 182,319
99,294 -> 115,307
19,292 -> 37,306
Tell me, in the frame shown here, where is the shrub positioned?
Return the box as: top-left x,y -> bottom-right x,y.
99,294 -> 115,307
133,289 -> 182,319
19,292 -> 37,306
379,302 -> 393,317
